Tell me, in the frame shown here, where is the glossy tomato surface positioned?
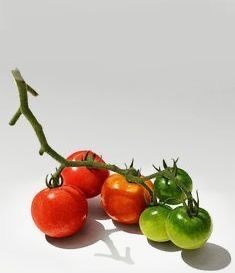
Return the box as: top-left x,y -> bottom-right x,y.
154,168 -> 193,205
101,174 -> 153,224
31,185 -> 88,238
166,206 -> 212,249
62,150 -> 109,198
139,205 -> 172,242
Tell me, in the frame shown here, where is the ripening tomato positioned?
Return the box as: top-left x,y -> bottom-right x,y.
62,150 -> 109,198
101,174 -> 153,224
31,185 -> 88,238
154,168 -> 193,205
166,206 -> 212,249
139,205 -> 172,242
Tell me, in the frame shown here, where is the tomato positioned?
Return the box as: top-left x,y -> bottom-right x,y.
31,185 -> 88,238
139,204 -> 172,242
101,174 -> 153,224
62,150 -> 109,198
154,168 -> 192,205
166,206 -> 212,249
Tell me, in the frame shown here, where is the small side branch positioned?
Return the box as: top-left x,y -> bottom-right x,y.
9,71 -> 39,126
9,108 -> 21,126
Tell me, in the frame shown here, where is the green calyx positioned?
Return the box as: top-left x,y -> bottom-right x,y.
45,174 -> 64,189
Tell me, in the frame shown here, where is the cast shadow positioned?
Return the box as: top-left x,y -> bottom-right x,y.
46,218 -> 134,264
46,218 -> 104,249
181,243 -> 231,271
95,243 -> 134,264
87,196 -> 141,235
148,239 -> 181,252
88,197 -> 109,220
112,221 -> 142,235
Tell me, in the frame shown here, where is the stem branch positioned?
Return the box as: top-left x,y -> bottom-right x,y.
9,108 -> 22,125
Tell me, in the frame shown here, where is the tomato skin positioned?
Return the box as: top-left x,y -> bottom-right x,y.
166,206 -> 212,249
101,174 -> 153,224
154,168 -> 192,205
62,150 -> 109,198
31,185 -> 88,238
139,205 -> 172,242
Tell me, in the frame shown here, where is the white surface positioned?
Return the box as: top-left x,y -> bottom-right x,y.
0,184 -> 233,273
0,0 -> 234,272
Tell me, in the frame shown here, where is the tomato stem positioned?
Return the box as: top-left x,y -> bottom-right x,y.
9,68 -> 198,210
9,69 -> 159,195
9,69 -> 199,212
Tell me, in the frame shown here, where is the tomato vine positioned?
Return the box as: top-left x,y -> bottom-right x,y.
9,68 -> 199,217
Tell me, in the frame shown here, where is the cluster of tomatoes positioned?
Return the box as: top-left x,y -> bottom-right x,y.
31,150 -> 212,250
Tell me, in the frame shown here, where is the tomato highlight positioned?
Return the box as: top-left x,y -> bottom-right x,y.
139,205 -> 172,242
31,185 -> 88,238
101,174 -> 153,224
154,168 -> 192,205
166,206 -> 212,249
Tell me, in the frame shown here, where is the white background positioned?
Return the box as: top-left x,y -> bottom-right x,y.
0,1 -> 234,272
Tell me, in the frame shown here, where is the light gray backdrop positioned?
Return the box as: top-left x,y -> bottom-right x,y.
0,1 -> 234,273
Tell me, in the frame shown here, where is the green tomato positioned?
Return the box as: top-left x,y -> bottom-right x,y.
154,168 -> 193,205
139,205 -> 172,242
166,206 -> 212,250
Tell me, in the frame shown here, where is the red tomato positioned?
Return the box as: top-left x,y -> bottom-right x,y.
101,174 -> 153,224
62,150 -> 109,198
31,185 -> 88,238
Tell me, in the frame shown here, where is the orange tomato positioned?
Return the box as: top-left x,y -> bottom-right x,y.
101,174 -> 153,224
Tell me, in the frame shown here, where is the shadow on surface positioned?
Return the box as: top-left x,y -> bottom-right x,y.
88,196 -> 140,235
181,243 -> 231,271
88,197 -> 109,220
112,221 -> 142,235
95,243 -> 134,264
46,218 -> 134,264
148,239 -> 181,252
46,218 -> 104,249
